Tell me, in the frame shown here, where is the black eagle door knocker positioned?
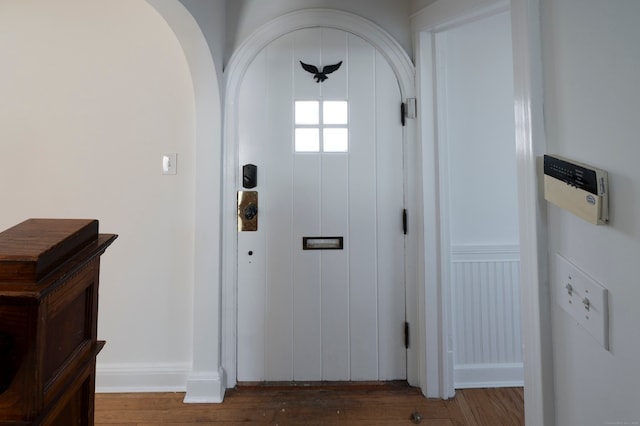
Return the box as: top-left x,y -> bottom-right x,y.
300,61 -> 343,83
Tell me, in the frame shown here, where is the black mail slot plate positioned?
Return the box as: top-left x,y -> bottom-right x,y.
303,237 -> 343,250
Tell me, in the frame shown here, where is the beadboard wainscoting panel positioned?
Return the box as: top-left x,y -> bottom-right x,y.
451,245 -> 523,388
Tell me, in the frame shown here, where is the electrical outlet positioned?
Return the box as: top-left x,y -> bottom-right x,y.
555,253 -> 609,350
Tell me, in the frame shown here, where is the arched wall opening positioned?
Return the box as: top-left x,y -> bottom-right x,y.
146,0 -> 225,402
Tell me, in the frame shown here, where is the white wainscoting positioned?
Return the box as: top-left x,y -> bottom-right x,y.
451,245 -> 523,388
96,362 -> 190,393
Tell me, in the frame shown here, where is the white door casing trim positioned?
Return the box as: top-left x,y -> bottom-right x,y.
413,0 -> 554,424
413,0 -> 512,400
222,9 -> 419,390
510,0 -> 555,424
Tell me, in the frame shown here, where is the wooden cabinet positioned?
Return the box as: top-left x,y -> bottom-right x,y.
0,219 -> 116,425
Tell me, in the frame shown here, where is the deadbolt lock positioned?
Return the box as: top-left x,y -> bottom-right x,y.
238,191 -> 258,231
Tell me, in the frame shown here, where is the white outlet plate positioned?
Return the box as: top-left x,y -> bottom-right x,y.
555,253 -> 609,350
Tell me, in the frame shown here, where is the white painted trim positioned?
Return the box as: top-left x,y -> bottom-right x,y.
184,368 -> 226,403
510,0 -> 555,424
146,0 -> 225,404
96,362 -> 190,393
433,31 -> 455,399
451,244 -> 520,261
412,0 -> 509,32
225,9 -> 414,100
415,32 -> 442,398
96,364 -> 224,400
414,30 -> 445,398
454,363 -> 524,389
223,9 -> 418,390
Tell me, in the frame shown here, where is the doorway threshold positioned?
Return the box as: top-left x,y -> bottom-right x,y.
236,380 -> 412,392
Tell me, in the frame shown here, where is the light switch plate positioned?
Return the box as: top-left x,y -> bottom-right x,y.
555,253 -> 609,350
162,153 -> 177,175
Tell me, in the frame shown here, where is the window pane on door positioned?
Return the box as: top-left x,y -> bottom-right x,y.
295,101 -> 320,125
295,128 -> 320,152
323,101 -> 348,125
323,128 -> 348,152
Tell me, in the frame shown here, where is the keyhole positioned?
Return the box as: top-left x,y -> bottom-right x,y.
244,203 -> 258,220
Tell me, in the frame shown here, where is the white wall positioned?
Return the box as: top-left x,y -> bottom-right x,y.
441,12 -> 518,247
542,0 -> 640,424
0,0 -> 197,390
410,0 -> 437,14
225,0 -> 413,64
179,0 -> 226,89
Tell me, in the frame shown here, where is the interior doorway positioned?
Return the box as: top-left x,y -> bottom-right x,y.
434,11 -> 523,389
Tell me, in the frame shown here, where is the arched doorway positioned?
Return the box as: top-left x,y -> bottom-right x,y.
222,9 -> 420,390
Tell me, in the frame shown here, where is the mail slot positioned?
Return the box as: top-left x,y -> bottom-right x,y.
302,237 -> 343,250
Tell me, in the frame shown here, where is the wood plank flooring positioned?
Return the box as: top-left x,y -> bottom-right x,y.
95,383 -> 524,426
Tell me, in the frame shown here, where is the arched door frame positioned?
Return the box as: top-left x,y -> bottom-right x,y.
221,9 -> 423,390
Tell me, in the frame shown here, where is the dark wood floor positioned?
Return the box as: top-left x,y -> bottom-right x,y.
95,383 -> 524,426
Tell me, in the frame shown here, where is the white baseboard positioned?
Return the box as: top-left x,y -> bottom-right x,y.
454,363 -> 524,389
96,362 -> 190,393
184,368 -> 226,403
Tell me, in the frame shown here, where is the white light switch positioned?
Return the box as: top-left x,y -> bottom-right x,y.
555,253 -> 609,350
162,153 -> 177,175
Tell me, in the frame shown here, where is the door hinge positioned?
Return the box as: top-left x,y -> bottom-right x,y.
404,321 -> 410,349
406,98 -> 417,119
402,209 -> 407,235
401,98 -> 417,127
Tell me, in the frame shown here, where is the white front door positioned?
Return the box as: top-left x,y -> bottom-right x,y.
237,27 -> 405,382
